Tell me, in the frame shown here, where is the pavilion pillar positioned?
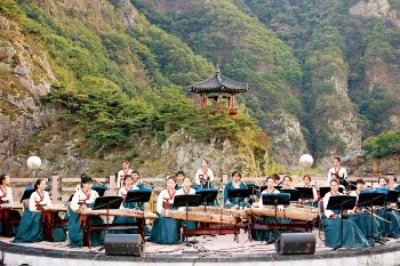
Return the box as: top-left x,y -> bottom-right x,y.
201,96 -> 208,109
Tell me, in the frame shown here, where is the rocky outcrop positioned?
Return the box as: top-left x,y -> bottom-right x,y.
0,16 -> 56,160
266,113 -> 308,169
350,0 -> 400,28
342,153 -> 400,177
110,0 -> 141,29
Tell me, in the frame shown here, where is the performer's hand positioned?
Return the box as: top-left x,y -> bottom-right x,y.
226,201 -> 231,205
244,199 -> 248,203
81,205 -> 87,210
201,181 -> 206,186
330,214 -> 338,219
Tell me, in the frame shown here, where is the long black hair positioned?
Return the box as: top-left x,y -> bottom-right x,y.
35,178 -> 44,191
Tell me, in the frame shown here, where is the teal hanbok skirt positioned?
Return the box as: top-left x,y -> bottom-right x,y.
67,202 -> 105,247
376,209 -> 400,237
112,201 -> 137,234
150,204 -> 180,244
351,213 -> 387,245
323,216 -> 370,248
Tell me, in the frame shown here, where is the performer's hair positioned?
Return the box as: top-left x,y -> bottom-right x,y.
176,171 -> 185,177
183,176 -> 192,182
167,176 -> 177,183
355,178 -> 366,185
81,176 -> 93,186
0,174 -> 7,185
231,171 -> 242,179
303,174 -> 312,181
124,174 -> 133,181
131,170 -> 140,177
80,173 -> 89,179
266,176 -> 274,183
202,159 -> 209,164
272,173 -> 280,181
334,157 -> 341,162
34,178 -> 44,190
121,160 -> 129,165
329,179 -> 339,185
332,173 -> 339,180
378,176 -> 388,184
283,175 -> 292,182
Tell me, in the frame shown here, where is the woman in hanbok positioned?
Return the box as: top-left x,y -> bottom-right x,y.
252,176 -> 280,242
224,171 -> 249,208
150,176 -> 180,244
67,176 -> 105,247
13,179 -> 66,243
117,160 -> 133,189
301,175 -> 318,207
375,176 -> 400,237
0,174 -> 20,236
281,176 -> 295,190
349,179 -> 386,245
323,179 -> 370,248
194,159 -> 215,189
112,175 -> 139,234
176,176 -> 197,233
175,171 -> 186,189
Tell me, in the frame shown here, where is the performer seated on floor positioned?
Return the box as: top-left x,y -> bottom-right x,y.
0,174 -> 20,236
281,176 -> 295,190
375,176 -> 400,238
112,174 -> 140,234
13,179 -> 66,243
150,176 -> 180,244
224,171 -> 250,208
349,178 -> 386,245
117,160 -> 133,189
322,179 -> 370,248
176,171 -> 186,188
301,174 -> 318,206
67,176 -> 105,247
252,176 -> 281,242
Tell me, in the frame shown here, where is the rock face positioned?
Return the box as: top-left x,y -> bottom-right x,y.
266,113 -> 308,169
350,0 -> 400,28
342,153 -> 400,177
110,0 -> 141,29
0,16 -> 56,161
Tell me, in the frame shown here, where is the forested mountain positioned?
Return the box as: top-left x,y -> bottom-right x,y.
0,0 -> 399,178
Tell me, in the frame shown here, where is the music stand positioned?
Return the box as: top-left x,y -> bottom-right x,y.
383,190 -> 398,237
262,193 -> 290,243
279,189 -> 299,202
295,187 -> 314,204
326,196 -> 356,250
196,189 -> 218,211
93,196 -> 123,231
320,186 -> 344,199
92,186 -> 107,197
125,189 -> 152,210
274,185 -> 282,190
227,188 -> 251,209
174,194 -> 202,246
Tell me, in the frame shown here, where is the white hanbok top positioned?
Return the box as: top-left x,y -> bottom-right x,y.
157,189 -> 177,214
70,189 -> 99,212
0,185 -> 13,202
119,185 -> 139,200
29,190 -> 51,212
323,191 -> 343,218
117,169 -> 134,188
327,167 -> 348,185
194,168 -> 215,185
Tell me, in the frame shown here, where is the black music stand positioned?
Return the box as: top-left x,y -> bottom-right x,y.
320,186 -> 344,199
295,187 -> 314,204
174,194 -> 202,246
227,188 -> 251,209
93,196 -> 123,231
358,192 -> 387,244
384,190 -> 399,236
92,186 -> 107,197
262,193 -> 290,244
326,195 -> 356,250
196,189 -> 219,211
125,189 -> 152,211
279,189 -> 299,202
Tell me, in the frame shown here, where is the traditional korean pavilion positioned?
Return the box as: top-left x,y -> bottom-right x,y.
188,65 -> 248,117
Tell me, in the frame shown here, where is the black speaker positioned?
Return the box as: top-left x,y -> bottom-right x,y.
276,233 -> 316,255
104,234 -> 144,257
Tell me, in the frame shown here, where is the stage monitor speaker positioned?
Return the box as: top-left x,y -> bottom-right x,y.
276,233 -> 316,255
104,234 -> 144,257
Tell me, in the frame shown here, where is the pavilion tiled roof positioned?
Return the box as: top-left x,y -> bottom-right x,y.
189,65 -> 248,94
